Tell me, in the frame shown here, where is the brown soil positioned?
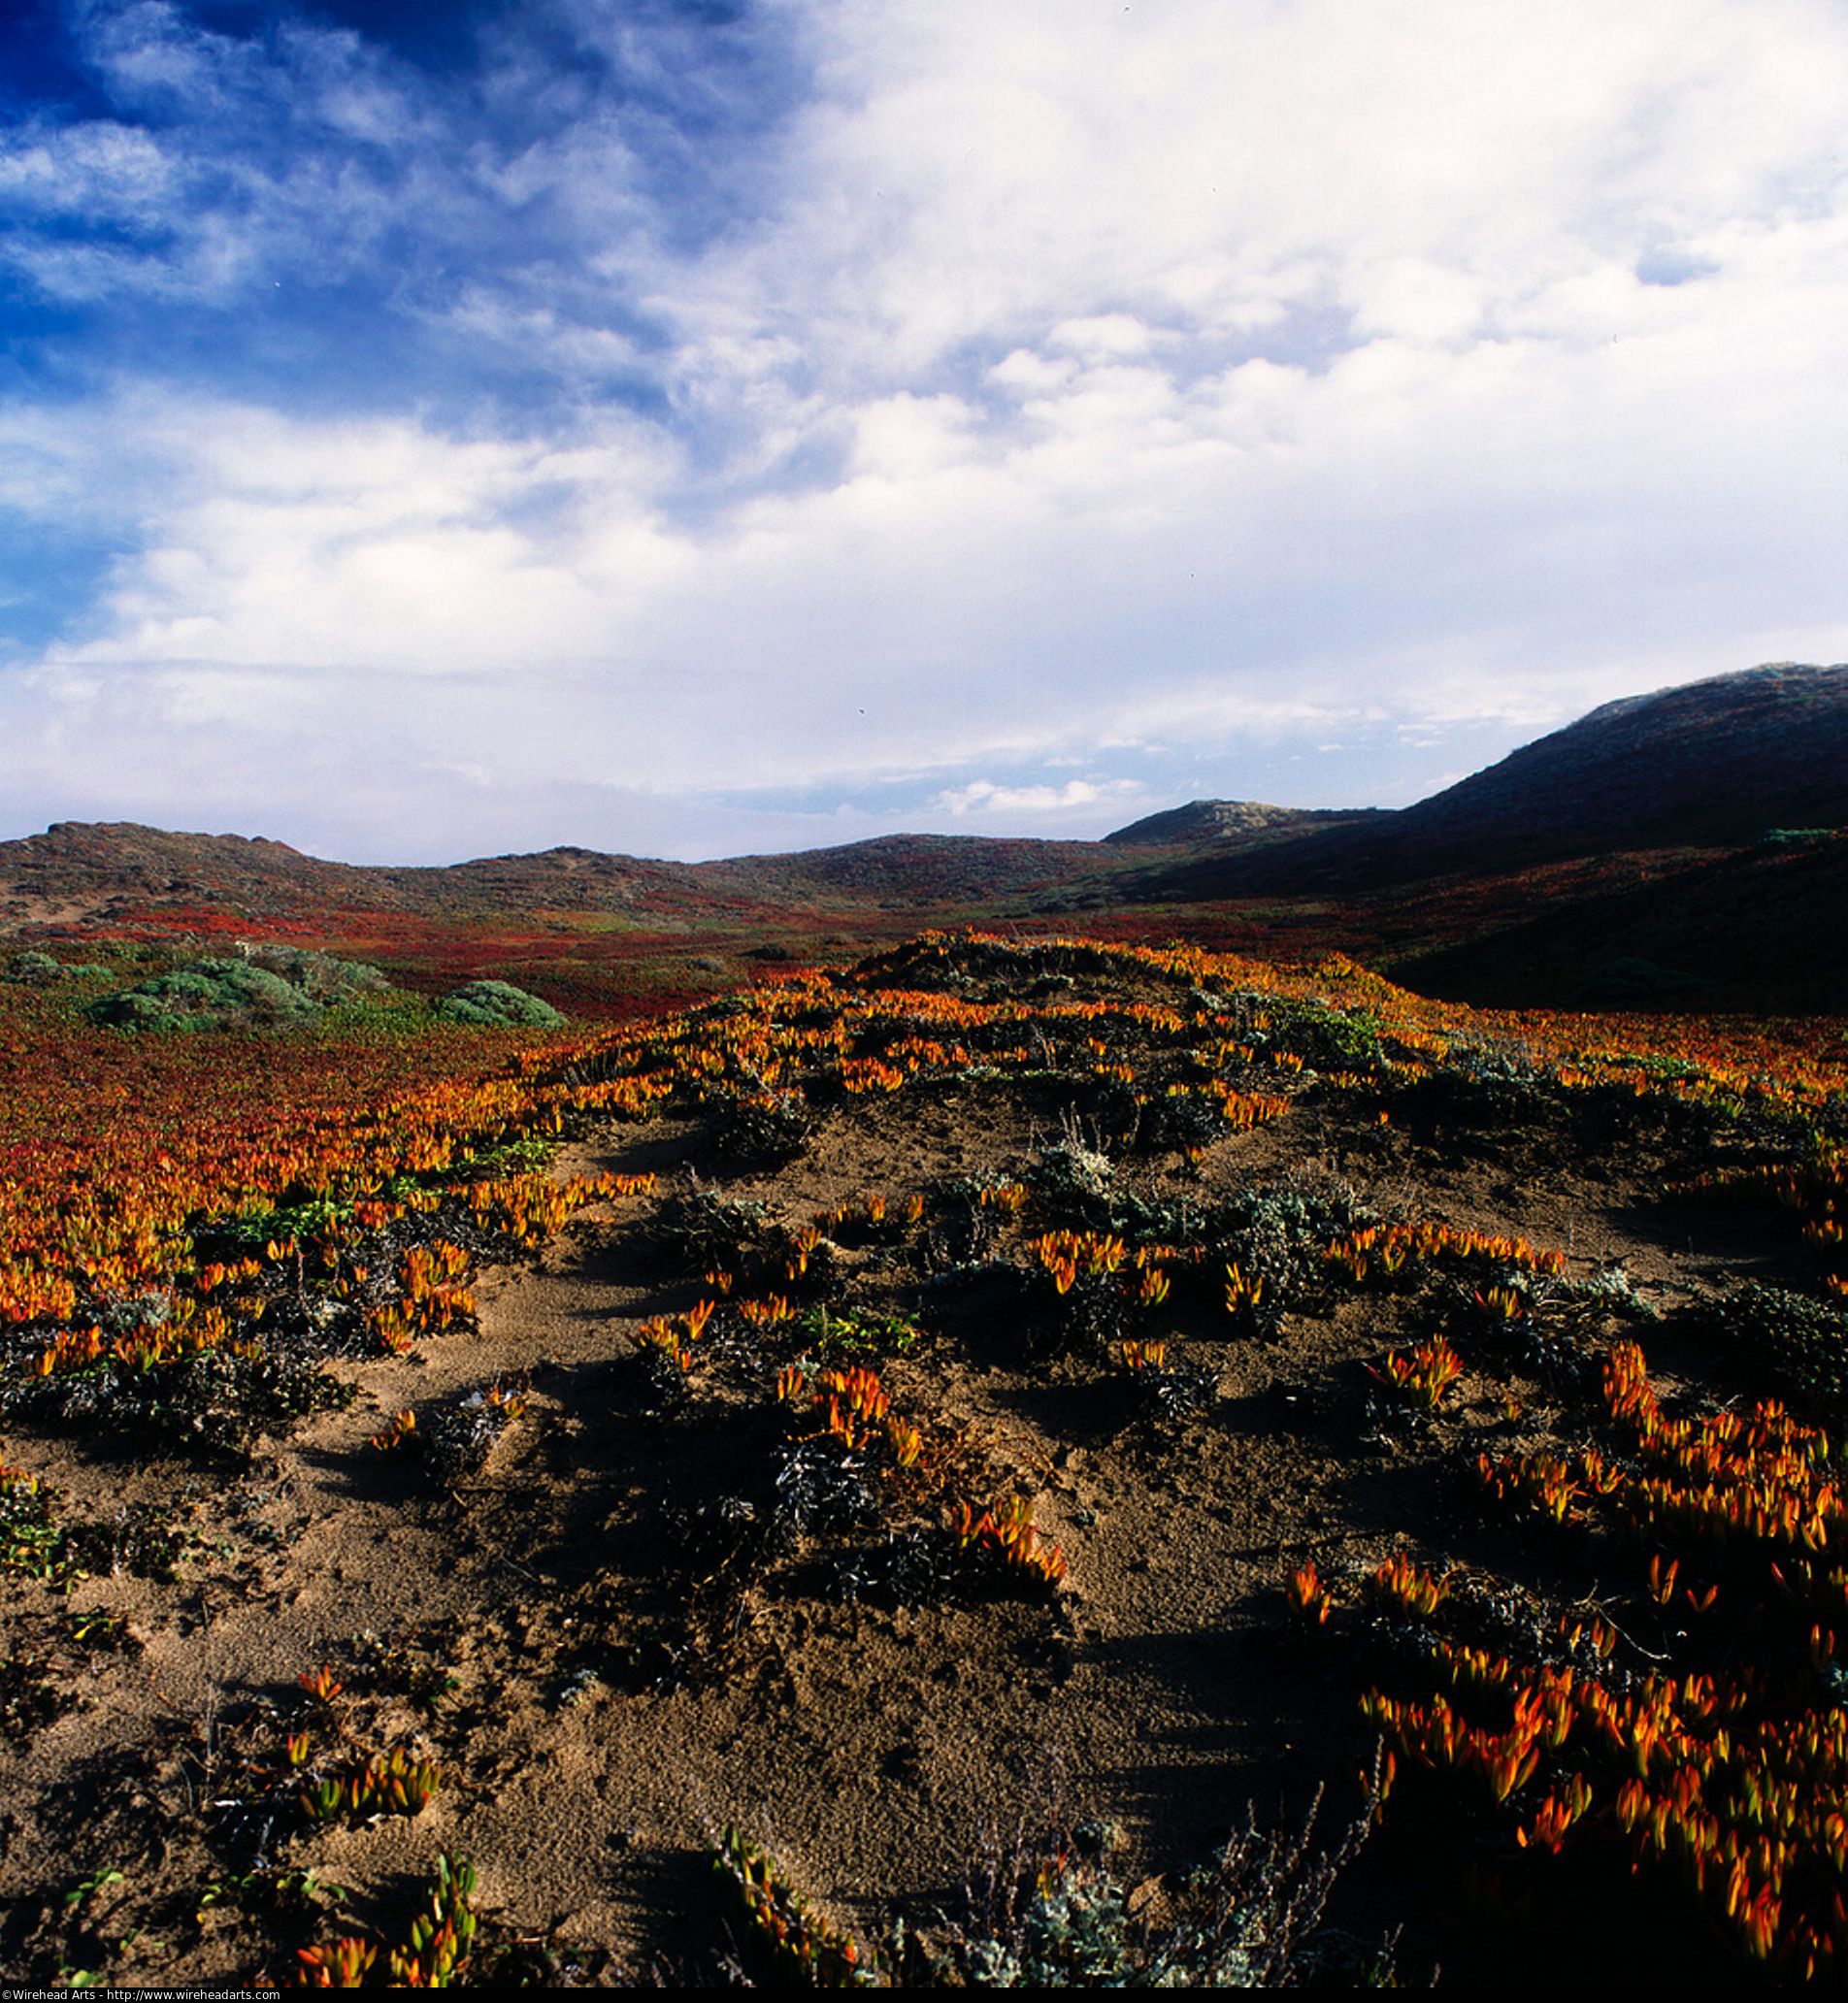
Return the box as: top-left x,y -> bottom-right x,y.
0,1002 -> 1817,1987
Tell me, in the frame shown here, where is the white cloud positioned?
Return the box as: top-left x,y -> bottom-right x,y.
933,778 -> 1142,818
2,0 -> 1845,858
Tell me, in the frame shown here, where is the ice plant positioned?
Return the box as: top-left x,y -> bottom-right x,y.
1223,1263 -> 1265,1318
1365,1339 -> 1848,1974
387,1854 -> 478,1987
1370,1336 -> 1465,1413
299,1747 -> 441,1823
784,1363 -> 928,1474
1325,1220 -> 1567,1286
785,1224 -> 823,1279
1030,1231 -> 1127,1294
714,1828 -> 878,1987
370,1409 -> 417,1453
951,1496 -> 1068,1589
1286,1560 -> 1332,1627
739,1294 -> 793,1327
294,1936 -> 377,1987
1367,1551 -> 1449,1621
297,1664 -> 343,1705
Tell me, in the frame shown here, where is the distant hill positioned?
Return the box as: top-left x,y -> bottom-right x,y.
706,833 -> 1131,903
1102,800 -> 1380,847
1388,661 -> 1848,865
416,845 -> 710,915
0,823 -> 705,927
0,821 -> 1136,936
3,663 -> 1842,1011
0,822 -> 383,926
1142,662 -> 1848,901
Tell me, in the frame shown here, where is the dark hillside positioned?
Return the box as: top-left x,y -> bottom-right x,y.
707,833 -> 1133,903
1140,662 -> 1848,901
1388,661 -> 1848,864
1389,831 -> 1848,1011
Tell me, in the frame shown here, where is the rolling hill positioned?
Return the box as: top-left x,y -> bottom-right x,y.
3,662 -> 1842,1012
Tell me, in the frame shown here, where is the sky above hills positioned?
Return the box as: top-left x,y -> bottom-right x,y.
1,0 -> 1843,864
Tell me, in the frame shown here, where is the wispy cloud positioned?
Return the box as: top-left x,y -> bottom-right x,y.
932,777 -> 1143,821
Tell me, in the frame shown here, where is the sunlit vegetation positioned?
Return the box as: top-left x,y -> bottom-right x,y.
0,927 -> 1843,1983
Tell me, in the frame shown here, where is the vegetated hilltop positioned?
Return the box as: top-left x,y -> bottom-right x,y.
2,663 -> 1841,1012
1103,799 -> 1382,847
0,823 -> 378,928
0,824 -> 714,930
704,833 -> 1135,904
0,931 -> 1844,1987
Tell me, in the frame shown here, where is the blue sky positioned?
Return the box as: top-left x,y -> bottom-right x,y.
1,0 -> 1843,864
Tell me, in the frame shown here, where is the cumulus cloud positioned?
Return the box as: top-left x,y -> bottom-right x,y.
932,778 -> 1144,820
0,0 -> 1844,859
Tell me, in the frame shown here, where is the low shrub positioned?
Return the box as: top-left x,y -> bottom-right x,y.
85,948 -> 393,1032
433,980 -> 566,1029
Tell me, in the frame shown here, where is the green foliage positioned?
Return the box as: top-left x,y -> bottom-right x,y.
88,960 -> 317,1033
1560,1264 -> 1659,1320
1250,996 -> 1385,1073
0,1465 -> 63,1578
85,948 -> 393,1033
3,950 -> 114,987
433,980 -> 565,1028
422,1384 -> 525,1487
1208,1177 -> 1376,1327
1697,1283 -> 1848,1415
717,1087 -> 816,1163
796,1304 -> 923,1360
925,1795 -> 1388,1987
0,1467 -> 187,1584
458,1134 -> 557,1175
202,1191 -> 357,1254
241,945 -> 392,1004
646,1189 -> 776,1274
1030,1135 -> 1118,1222
5,951 -> 65,986
1758,828 -> 1836,849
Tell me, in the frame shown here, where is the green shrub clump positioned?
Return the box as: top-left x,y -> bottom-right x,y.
88,960 -> 321,1033
434,980 -> 565,1029
4,951 -> 65,986
1700,1283 -> 1848,1416
84,948 -> 392,1033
